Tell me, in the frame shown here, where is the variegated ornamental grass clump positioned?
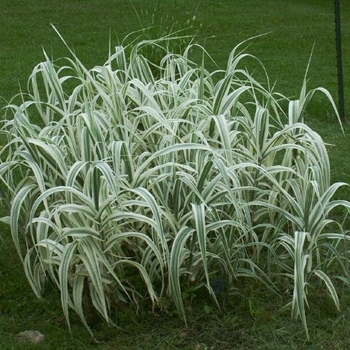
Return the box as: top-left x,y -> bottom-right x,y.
1,34 -> 349,339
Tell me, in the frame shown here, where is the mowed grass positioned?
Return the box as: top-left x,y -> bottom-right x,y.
1,0 -> 350,348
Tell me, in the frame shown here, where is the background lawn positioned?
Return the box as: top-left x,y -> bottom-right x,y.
1,1 -> 350,348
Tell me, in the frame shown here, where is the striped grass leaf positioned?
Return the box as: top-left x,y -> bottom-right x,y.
191,203 -> 215,300
58,240 -> 80,332
292,231 -> 310,339
313,269 -> 340,311
168,226 -> 194,324
10,183 -> 39,259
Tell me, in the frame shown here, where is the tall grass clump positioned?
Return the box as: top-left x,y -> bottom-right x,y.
0,31 -> 349,339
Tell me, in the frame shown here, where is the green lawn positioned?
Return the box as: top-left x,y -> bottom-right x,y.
1,1 -> 350,348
